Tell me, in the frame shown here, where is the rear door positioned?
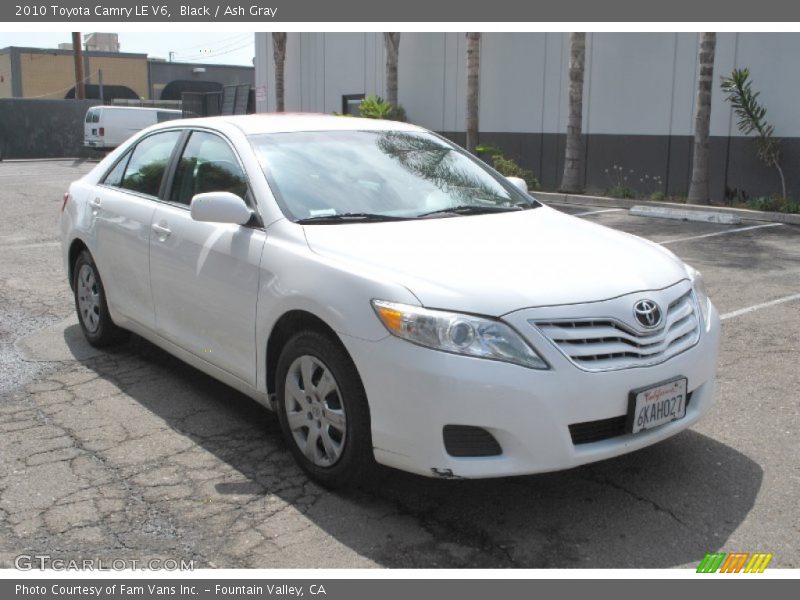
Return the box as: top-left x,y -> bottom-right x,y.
84,107 -> 101,147
92,129 -> 183,329
149,129 -> 266,386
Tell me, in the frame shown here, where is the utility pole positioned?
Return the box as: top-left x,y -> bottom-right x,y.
72,32 -> 85,99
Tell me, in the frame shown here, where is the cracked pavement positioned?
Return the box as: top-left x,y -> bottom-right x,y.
0,160 -> 798,569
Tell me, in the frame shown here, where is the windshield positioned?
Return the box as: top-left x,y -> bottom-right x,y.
249,130 -> 539,222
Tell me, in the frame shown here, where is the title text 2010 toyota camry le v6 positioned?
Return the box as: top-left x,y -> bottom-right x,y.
61,114 -> 721,487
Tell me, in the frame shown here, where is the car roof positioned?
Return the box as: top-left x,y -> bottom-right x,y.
169,113 -> 426,135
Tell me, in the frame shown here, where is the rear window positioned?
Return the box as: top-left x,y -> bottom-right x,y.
102,150 -> 132,187
85,109 -> 100,124
119,131 -> 182,197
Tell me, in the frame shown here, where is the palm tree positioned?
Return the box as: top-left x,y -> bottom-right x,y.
560,33 -> 586,193
272,32 -> 287,112
384,33 -> 401,109
465,33 -> 481,153
687,33 -> 717,205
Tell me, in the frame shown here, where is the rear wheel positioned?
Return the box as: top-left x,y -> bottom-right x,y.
275,330 -> 375,488
72,250 -> 129,347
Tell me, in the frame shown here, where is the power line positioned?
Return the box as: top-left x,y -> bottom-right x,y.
170,34 -> 252,60
168,32 -> 249,53
174,40 -> 254,62
26,70 -> 100,99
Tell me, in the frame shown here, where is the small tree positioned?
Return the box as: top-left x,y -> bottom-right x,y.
465,33 -> 481,153
272,33 -> 287,112
687,33 -> 716,205
721,68 -> 786,199
560,32 -> 586,193
383,33 -> 401,108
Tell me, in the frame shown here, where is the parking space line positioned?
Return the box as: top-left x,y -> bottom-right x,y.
721,293 -> 800,321
2,241 -> 60,251
660,223 -> 783,245
572,208 -> 625,217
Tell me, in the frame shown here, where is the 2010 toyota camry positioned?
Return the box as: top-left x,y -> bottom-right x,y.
60,114 -> 721,487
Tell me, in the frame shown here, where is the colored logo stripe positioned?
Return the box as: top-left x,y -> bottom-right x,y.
744,553 -> 773,573
697,553 -> 726,573
697,552 -> 773,573
719,553 -> 749,573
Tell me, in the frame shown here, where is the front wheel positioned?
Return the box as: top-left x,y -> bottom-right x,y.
275,330 -> 375,488
72,250 -> 129,347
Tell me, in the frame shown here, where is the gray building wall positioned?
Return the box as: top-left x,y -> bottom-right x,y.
0,98 -> 100,159
254,32 -> 800,200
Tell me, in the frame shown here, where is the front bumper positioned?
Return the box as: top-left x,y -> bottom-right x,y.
341,302 -> 721,479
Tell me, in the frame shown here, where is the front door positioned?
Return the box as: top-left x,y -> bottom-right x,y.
149,130 -> 265,386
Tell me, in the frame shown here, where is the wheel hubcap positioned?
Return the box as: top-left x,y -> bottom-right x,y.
76,264 -> 101,333
284,355 -> 347,468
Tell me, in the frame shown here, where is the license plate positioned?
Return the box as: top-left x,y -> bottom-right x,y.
627,377 -> 687,434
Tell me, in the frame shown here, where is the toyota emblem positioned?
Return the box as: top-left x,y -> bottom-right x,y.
633,299 -> 662,329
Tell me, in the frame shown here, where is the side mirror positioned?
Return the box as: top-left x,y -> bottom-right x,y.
190,192 -> 252,225
506,176 -> 528,194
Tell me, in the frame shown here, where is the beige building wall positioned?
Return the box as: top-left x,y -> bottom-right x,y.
0,53 -> 12,97
15,52 -> 149,99
85,56 -> 149,99
18,52 -> 76,98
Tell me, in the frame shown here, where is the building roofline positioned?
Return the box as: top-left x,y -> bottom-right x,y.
147,59 -> 253,70
0,46 -> 148,59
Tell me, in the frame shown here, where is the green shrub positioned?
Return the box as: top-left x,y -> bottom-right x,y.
650,191 -> 666,202
474,144 -> 539,190
747,196 -> 800,213
356,95 -> 407,121
607,184 -> 636,199
491,155 -> 540,190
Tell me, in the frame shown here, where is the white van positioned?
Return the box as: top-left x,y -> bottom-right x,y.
84,106 -> 183,150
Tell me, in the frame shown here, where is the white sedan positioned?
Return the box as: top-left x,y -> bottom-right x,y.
61,114 -> 720,487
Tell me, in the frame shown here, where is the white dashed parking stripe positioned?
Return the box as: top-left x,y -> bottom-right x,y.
659,223 -> 783,244
721,293 -> 800,321
2,241 -> 60,251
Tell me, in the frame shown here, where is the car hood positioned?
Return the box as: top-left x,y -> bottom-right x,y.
302,206 -> 688,316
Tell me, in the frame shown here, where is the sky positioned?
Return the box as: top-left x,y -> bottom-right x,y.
0,32 -> 255,65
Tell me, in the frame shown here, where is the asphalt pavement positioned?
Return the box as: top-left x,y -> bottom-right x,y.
0,160 -> 797,569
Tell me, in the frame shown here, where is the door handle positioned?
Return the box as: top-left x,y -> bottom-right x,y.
89,198 -> 101,211
152,223 -> 172,238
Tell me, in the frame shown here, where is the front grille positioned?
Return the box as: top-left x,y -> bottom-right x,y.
443,425 -> 502,457
533,290 -> 700,371
569,392 -> 693,445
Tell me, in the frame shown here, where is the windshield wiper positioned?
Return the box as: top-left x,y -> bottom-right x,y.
416,204 -> 525,218
296,212 -> 411,224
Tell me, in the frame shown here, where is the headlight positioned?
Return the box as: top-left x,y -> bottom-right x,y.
686,265 -> 711,330
371,300 -> 548,369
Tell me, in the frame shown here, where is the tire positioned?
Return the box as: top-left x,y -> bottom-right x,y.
275,329 -> 376,488
72,250 -> 129,347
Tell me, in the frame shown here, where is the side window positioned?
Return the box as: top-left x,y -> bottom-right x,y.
169,131 -> 248,206
342,94 -> 365,116
120,131 -> 182,197
102,150 -> 132,187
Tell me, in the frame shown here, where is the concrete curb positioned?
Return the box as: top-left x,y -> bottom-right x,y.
532,190 -> 800,226
629,205 -> 742,225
